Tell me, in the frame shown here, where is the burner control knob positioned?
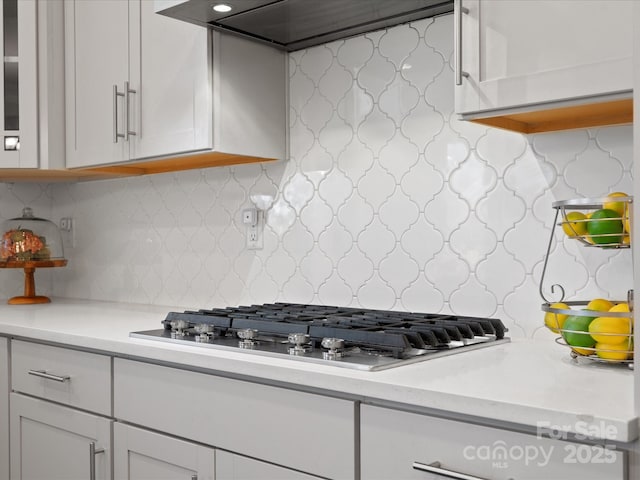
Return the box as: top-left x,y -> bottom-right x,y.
321,337 -> 345,350
237,328 -> 258,340
237,328 -> 258,349
288,333 -> 311,356
194,324 -> 214,342
288,333 -> 310,345
321,337 -> 345,360
170,319 -> 190,338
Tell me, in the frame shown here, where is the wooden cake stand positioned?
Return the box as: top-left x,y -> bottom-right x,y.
0,259 -> 68,304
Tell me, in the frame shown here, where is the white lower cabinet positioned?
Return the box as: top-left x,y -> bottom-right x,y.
0,338 -> 8,480
114,358 -> 356,479
361,404 -> 626,480
216,450 -> 319,480
11,340 -> 111,416
114,423 -> 215,480
9,394 -> 112,480
9,341 -> 113,480
114,422 -> 319,480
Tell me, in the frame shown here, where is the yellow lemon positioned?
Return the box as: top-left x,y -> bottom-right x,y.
544,302 -> 570,332
572,346 -> 595,356
603,192 -> 629,217
586,298 -> 614,312
561,211 -> 588,237
624,208 -> 631,235
582,212 -> 595,243
609,303 -> 631,314
595,341 -> 633,361
588,316 -> 632,344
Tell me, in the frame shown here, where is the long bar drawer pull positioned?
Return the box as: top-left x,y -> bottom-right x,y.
89,442 -> 105,480
113,84 -> 125,143
453,0 -> 470,86
27,369 -> 70,383
412,461 -> 504,480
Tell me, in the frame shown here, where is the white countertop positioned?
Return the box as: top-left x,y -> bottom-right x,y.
0,298 -> 637,443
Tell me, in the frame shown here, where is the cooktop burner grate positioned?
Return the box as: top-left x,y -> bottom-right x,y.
130,303 -> 510,371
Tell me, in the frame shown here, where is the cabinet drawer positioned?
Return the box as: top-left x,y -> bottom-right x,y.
114,358 -> 355,480
11,340 -> 111,415
361,405 -> 625,480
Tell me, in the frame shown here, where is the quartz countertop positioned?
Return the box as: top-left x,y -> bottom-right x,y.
0,298 -> 636,443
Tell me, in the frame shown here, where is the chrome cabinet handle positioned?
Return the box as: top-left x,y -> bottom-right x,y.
125,81 -> 137,141
113,85 -> 125,143
454,0 -> 469,86
89,442 -> 105,480
27,369 -> 70,383
412,461 -> 504,480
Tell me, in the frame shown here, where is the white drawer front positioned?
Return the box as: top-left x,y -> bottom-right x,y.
11,340 -> 111,415
361,405 -> 625,480
114,358 -> 355,480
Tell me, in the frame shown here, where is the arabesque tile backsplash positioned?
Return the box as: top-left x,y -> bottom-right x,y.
0,15 -> 633,338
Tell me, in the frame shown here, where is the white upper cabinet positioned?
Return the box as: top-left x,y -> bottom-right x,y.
65,0 -> 210,168
129,1 -> 210,161
65,0 -> 286,170
455,0 -> 633,131
0,0 -> 64,169
64,0 -> 129,168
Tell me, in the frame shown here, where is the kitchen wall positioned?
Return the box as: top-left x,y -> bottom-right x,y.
1,14 -> 628,338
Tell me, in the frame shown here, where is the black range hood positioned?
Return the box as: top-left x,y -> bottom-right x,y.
156,0 -> 454,51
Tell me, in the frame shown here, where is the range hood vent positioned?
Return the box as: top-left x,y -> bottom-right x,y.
156,0 -> 454,51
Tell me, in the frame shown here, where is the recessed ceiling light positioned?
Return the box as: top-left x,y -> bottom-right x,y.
213,4 -> 232,13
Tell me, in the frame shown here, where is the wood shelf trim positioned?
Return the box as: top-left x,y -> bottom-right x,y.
469,98 -> 633,134
0,151 -> 279,182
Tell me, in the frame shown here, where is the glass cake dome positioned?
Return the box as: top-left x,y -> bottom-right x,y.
0,207 -> 65,262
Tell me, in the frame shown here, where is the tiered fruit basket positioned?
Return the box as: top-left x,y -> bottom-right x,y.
540,194 -> 633,368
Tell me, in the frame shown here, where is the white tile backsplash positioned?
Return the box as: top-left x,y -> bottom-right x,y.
0,14 -> 630,339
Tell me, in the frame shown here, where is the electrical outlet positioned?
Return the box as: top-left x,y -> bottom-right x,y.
246,210 -> 263,250
59,217 -> 73,231
59,217 -> 75,249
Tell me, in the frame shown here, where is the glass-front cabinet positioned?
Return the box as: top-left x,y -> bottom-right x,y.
0,0 -> 64,170
0,0 -> 36,167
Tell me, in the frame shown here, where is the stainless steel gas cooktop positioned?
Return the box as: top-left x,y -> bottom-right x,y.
131,303 -> 509,371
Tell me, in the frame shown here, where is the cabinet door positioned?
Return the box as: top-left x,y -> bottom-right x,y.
10,393 -> 111,480
64,0 -> 129,168
114,358 -> 355,480
0,0 -> 37,168
11,339 -> 112,416
456,0 -> 633,115
128,0 -> 210,160
114,423 -> 214,480
216,450 -> 320,480
0,338 -> 8,480
361,405 -> 625,480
